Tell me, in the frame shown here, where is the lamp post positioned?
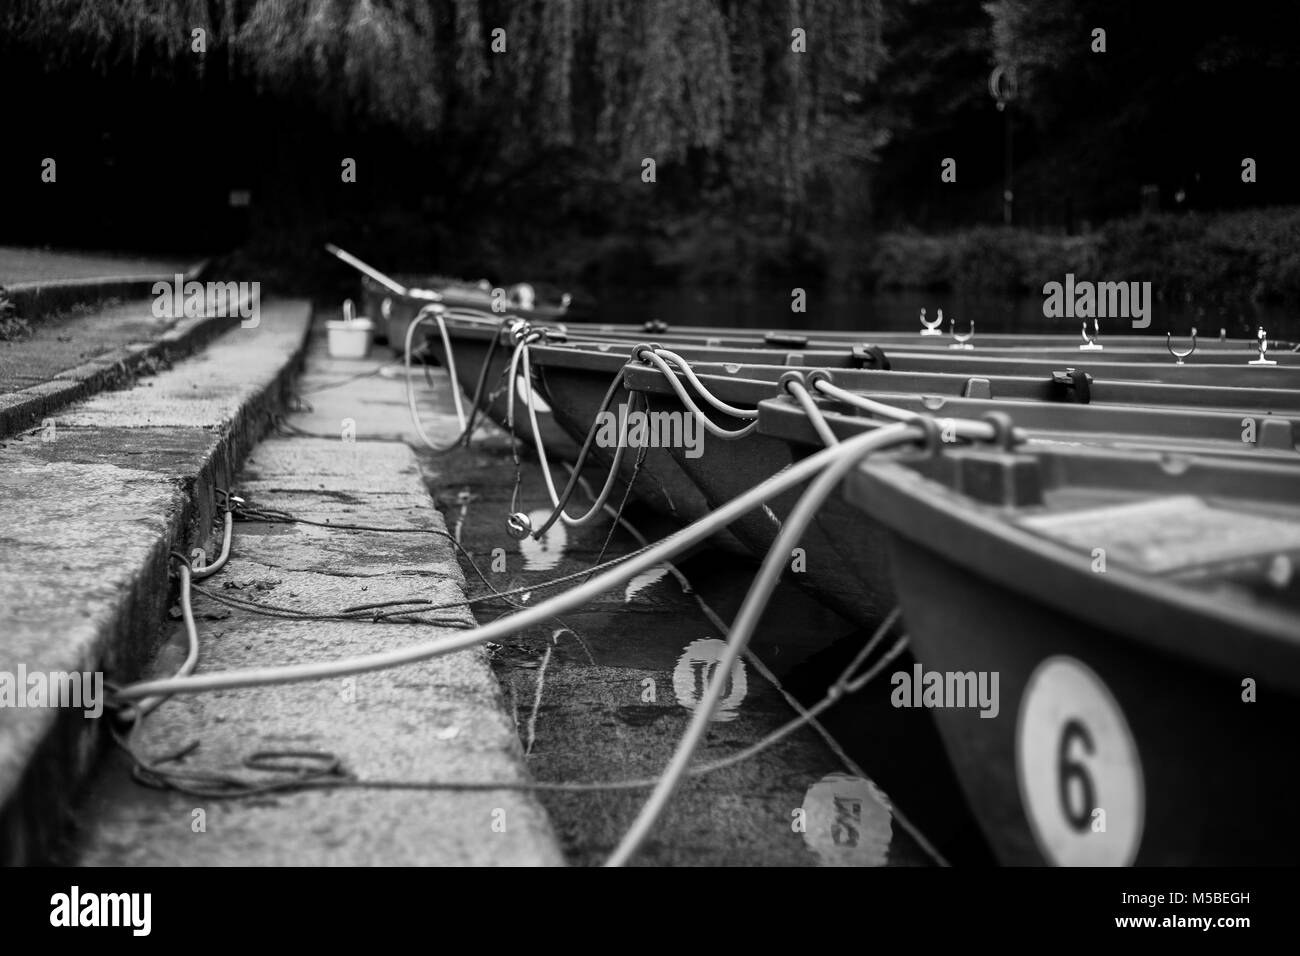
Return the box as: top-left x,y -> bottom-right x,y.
989,65 -> 1017,225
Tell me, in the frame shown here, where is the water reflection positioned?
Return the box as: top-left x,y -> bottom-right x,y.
624,565 -> 671,603
800,772 -> 894,867
672,637 -> 748,722
518,507 -> 568,571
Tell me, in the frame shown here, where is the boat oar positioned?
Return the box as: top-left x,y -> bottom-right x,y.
324,244 -> 413,298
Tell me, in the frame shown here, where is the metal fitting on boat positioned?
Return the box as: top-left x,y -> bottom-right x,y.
980,410 -> 1019,450
506,511 -> 533,539
919,307 -> 943,335
1051,367 -> 1092,404
1166,328 -> 1197,365
806,369 -> 833,390
1079,319 -> 1103,351
851,344 -> 891,370
778,370 -> 807,394
949,318 -> 975,350
911,415 -> 943,457
632,342 -> 663,362
1250,326 -> 1277,366
764,332 -> 808,348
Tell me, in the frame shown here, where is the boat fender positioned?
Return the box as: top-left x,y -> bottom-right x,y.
851,344 -> 891,370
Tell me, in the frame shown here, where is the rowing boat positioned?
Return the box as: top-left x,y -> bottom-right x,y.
525,341 -> 751,552
396,287 -> 1300,864
401,302 -> 1296,355
844,441 -> 1300,865
617,357 -> 1300,625
528,336 -> 1300,380
363,276 -> 575,347
435,319 -> 1297,501
433,322 -> 1300,458
325,245 -> 577,345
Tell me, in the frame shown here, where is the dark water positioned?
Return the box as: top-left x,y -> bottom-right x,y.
425,432 -> 995,866
591,287 -> 1299,343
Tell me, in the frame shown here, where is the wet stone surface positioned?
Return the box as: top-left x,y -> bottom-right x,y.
423,427 -> 994,866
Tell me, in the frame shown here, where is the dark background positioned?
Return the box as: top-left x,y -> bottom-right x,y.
2,0 -> 1298,305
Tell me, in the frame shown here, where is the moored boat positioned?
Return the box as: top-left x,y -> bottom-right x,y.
619,355 -> 1300,625
843,441 -> 1300,865
402,298 -> 1297,355
525,341 -> 747,549
436,324 -> 1300,455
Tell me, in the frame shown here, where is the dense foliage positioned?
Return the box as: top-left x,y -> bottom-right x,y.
3,1 -> 1298,294
860,206 -> 1300,306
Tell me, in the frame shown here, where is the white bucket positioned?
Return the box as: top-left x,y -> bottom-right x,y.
328,300 -> 374,358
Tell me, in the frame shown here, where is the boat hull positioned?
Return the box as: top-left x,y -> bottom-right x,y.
422,324 -> 581,458
617,377 -> 894,627
623,356 -> 1300,626
885,532 -> 1298,864
530,357 -> 751,555
846,447 -> 1300,865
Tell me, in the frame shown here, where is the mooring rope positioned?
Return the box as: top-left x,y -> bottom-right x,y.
648,347 -> 760,419
636,347 -> 760,439
113,421 -> 977,702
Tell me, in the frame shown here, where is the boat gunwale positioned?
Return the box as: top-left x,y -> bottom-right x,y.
755,394 -> 1300,462
844,445 -> 1300,690
621,362 -> 1300,414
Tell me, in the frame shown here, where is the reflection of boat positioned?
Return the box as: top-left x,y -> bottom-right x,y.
800,773 -> 893,867
673,638 -> 748,722
845,443 -> 1300,865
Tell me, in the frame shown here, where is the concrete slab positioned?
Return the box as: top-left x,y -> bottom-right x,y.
71,437 -> 564,866
0,301 -> 311,864
0,247 -> 190,285
0,295 -> 247,439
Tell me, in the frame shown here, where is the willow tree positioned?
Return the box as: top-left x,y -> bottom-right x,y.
5,0 -> 888,261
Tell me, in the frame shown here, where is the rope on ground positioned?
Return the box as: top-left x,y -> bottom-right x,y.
112,599 -> 916,803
